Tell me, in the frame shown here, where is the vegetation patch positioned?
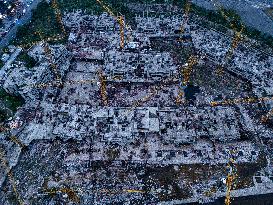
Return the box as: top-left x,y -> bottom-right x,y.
58,0 -> 103,14
11,0 -> 273,48
17,51 -> 37,68
264,8 -> 273,20
13,1 -> 66,48
0,88 -> 24,117
13,0 -> 138,48
0,109 -> 7,122
0,59 -> 4,68
172,0 -> 273,48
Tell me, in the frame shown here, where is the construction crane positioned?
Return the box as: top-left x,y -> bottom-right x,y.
209,95 -> 273,107
8,136 -> 26,149
45,187 -> 145,198
261,108 -> 273,123
130,86 -> 157,110
131,74 -> 180,108
96,188 -> 146,194
43,42 -> 62,82
211,0 -> 244,73
117,16 -> 125,49
95,0 -> 115,17
177,1 -> 198,103
16,0 -> 66,50
216,25 -> 244,74
35,31 -> 62,82
20,34 -> 65,50
180,0 -> 191,34
225,150 -> 237,205
51,0 -> 66,35
40,36 -> 61,82
211,0 -> 231,23
175,55 -> 198,104
177,0 -> 192,43
124,189 -> 145,194
225,26 -> 244,61
32,0 -> 68,86
0,149 -> 24,205
127,76 -> 180,112
44,187 -> 80,203
225,172 -> 236,205
33,78 -> 98,89
175,90 -> 184,105
95,0 -> 132,47
98,70 -> 108,106
182,55 -> 198,86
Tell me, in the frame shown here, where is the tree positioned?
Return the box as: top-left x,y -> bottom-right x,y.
17,52 -> 37,68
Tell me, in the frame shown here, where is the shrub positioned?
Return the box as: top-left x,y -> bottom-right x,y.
17,52 -> 37,68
